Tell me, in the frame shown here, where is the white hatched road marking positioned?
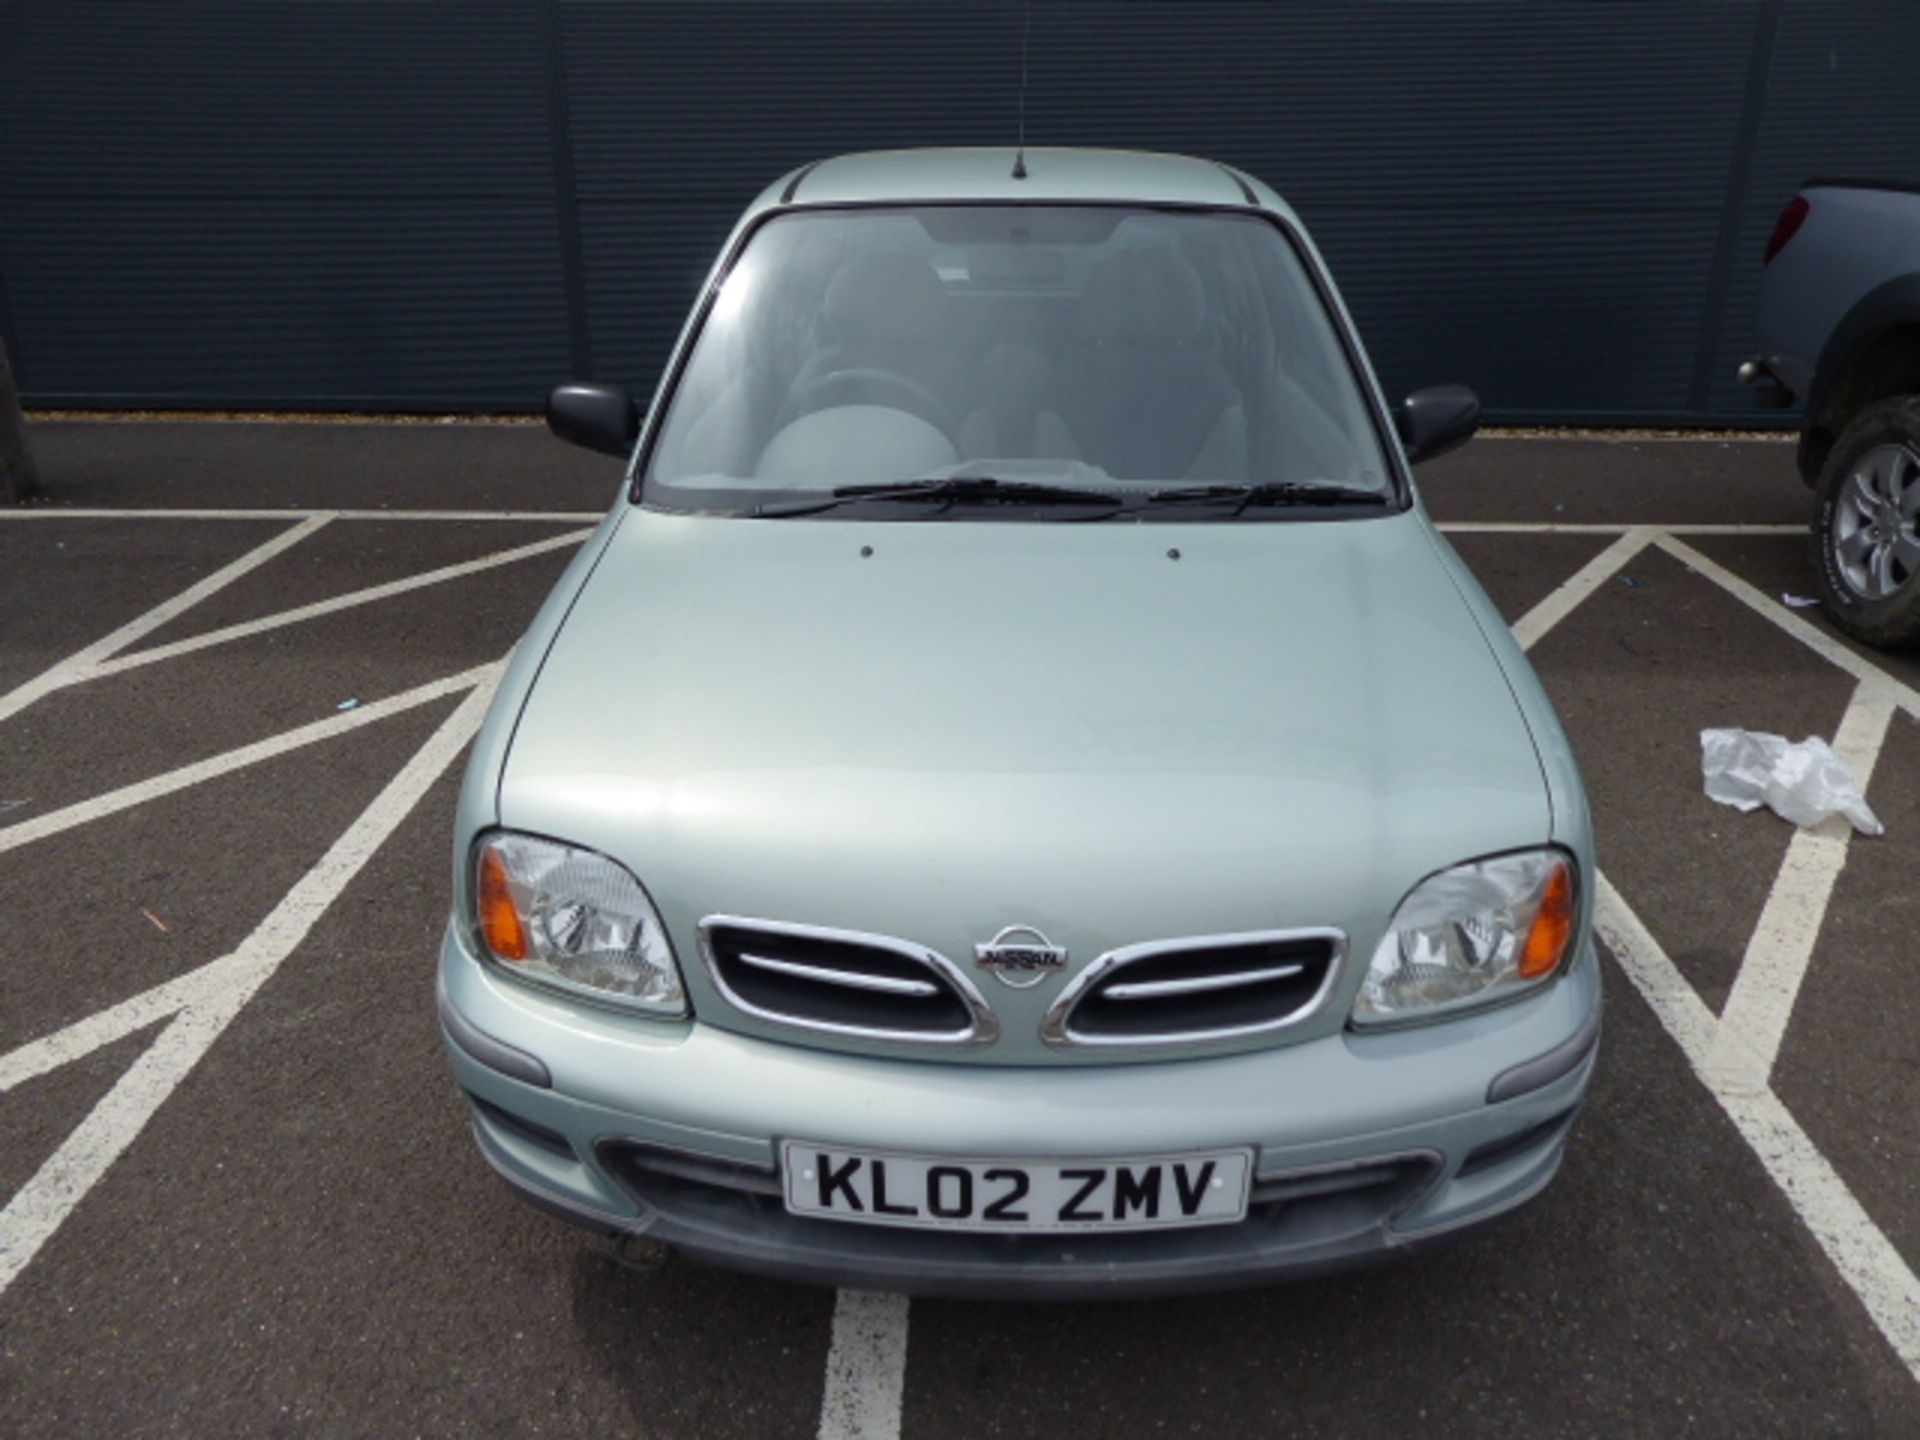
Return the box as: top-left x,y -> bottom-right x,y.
1656,534 -> 1920,721
1590,873 -> 1723,1060
1516,538 -> 1920,1385
0,514 -> 330,724
0,951 -> 263,1094
1707,682 -> 1898,1094
0,667 -> 502,1298
1596,875 -> 1920,1380
87,528 -> 590,678
818,1289 -> 910,1440
0,663 -> 494,854
1507,527 -> 1654,650
0,511 -> 556,1302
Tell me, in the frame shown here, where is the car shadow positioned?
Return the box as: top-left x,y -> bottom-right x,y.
567,1241 -> 831,1436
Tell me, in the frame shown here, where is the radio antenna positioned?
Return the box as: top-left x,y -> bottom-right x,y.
1011,0 -> 1031,179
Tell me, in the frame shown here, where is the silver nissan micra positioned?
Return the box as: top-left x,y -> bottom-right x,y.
437,148 -> 1600,1296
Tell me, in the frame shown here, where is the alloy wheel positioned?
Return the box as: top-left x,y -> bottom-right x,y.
1831,442 -> 1920,600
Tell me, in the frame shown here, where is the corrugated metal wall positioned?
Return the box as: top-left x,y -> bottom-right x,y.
3,1 -> 1917,424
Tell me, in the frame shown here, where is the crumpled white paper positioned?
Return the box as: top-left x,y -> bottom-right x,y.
1701,728 -> 1883,835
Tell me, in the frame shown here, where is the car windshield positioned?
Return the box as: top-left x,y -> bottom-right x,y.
641,205 -> 1393,515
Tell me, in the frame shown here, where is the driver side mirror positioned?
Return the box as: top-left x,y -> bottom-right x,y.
1396,384 -> 1480,464
546,383 -> 642,458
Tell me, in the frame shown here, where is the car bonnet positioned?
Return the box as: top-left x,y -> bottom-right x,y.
497,506 -> 1552,1063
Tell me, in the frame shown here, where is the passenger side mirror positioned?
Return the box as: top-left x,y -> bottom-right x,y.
546,383 -> 642,458
1396,385 -> 1480,464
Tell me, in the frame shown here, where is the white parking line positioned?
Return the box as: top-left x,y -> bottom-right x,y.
818,1289 -> 910,1440
88,529 -> 590,678
1595,873 -> 1920,1382
1508,527 -> 1653,651
1590,872 -> 1723,1059
0,663 -> 495,855
0,951 -> 257,1093
0,514 -> 329,725
0,666 -> 502,1298
1656,534 -> 1920,722
1707,682 -> 1898,1094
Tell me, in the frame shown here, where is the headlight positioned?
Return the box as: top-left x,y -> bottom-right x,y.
472,831 -> 686,1016
1351,848 -> 1577,1027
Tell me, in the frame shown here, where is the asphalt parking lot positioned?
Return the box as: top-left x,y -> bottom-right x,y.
2,420 -> 1918,1438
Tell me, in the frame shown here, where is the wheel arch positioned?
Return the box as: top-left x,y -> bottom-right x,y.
1801,276 -> 1920,482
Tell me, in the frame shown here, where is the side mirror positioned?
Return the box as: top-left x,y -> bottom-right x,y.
1396,384 -> 1480,464
546,383 -> 641,458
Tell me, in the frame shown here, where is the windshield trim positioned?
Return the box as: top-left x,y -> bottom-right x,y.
623,199 -> 1412,517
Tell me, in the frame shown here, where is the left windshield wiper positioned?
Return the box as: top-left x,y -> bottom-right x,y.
754,476 -> 1129,519
1143,481 -> 1390,515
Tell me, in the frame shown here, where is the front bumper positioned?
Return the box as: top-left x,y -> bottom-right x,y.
439,926 -> 1602,1298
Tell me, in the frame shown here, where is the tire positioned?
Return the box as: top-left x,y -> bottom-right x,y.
1811,394 -> 1920,649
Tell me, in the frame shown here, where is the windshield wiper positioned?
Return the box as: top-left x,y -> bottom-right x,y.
755,476 -> 1129,519
1143,481 -> 1389,516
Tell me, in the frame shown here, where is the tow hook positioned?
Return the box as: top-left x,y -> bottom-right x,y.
610,1232 -> 674,1274
1737,358 -> 1795,409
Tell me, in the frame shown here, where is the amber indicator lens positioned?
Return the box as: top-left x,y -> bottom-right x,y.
1520,859 -> 1576,979
477,844 -> 529,961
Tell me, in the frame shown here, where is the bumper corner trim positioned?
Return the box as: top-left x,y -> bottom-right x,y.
440,974 -> 552,1089
1485,998 -> 1600,1104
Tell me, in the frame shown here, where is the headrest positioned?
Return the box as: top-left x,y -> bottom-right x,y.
820,253 -> 948,342
1080,250 -> 1206,344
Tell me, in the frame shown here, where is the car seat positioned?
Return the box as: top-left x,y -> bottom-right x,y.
1054,250 -> 1246,480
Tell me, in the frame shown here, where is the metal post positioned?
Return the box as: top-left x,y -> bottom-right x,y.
0,335 -> 38,503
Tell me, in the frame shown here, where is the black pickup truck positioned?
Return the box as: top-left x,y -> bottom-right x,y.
1745,179 -> 1920,648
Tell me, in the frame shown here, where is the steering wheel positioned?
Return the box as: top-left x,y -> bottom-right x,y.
779,367 -> 958,439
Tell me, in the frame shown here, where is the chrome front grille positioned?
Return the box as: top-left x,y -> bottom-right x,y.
1042,928 -> 1345,1047
699,916 -> 999,1046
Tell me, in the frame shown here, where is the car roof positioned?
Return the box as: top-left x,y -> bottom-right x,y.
749,147 -> 1291,218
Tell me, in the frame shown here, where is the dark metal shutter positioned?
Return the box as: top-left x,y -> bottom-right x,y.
4,1 -> 1918,424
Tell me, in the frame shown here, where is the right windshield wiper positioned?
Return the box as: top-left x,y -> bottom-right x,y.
754,476 -> 1129,519
1143,481 -> 1390,516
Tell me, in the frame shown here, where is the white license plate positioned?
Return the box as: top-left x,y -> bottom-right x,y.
779,1141 -> 1253,1234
